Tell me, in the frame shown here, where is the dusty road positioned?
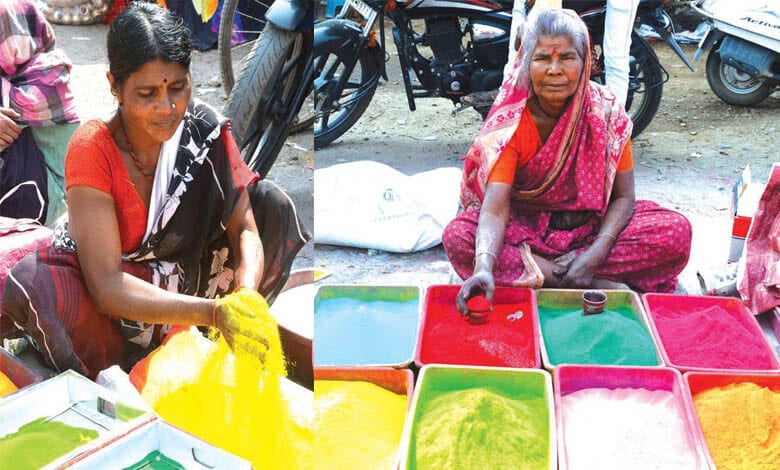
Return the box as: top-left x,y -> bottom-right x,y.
315,39 -> 780,293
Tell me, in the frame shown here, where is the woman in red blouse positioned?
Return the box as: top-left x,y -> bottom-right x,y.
2,2 -> 309,377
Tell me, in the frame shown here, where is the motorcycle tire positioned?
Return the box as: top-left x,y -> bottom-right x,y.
218,0 -> 270,96
314,46 -> 381,149
705,47 -> 772,107
624,34 -> 664,138
224,25 -> 313,179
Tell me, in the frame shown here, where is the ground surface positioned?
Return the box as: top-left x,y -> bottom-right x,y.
314,34 -> 780,294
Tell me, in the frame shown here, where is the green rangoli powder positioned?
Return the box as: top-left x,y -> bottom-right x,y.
123,450 -> 187,470
538,306 -> 658,366
0,417 -> 98,469
412,387 -> 549,468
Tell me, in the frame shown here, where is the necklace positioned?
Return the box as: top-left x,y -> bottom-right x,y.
118,111 -> 155,181
534,95 -> 563,120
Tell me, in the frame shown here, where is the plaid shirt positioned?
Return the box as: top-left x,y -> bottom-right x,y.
0,0 -> 79,126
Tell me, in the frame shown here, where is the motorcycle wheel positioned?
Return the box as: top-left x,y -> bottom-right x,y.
314,46 -> 381,149
705,48 -> 772,107
218,0 -> 269,96
223,25 -> 313,179
624,34 -> 664,138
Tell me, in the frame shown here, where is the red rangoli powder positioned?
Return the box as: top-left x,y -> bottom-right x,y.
652,305 -> 775,369
421,298 -> 536,368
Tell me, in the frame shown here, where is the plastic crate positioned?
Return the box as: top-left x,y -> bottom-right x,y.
64,418 -> 251,469
554,365 -> 713,470
0,346 -> 44,399
414,285 -> 540,369
536,289 -> 663,370
0,370 -> 154,469
315,366 -> 413,469
642,294 -> 780,372
314,285 -> 420,368
315,366 -> 415,406
684,371 -> 780,469
398,365 -> 556,470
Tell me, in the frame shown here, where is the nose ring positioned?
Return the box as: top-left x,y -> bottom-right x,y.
171,103 -> 176,109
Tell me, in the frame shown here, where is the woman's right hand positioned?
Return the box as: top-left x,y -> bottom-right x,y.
214,296 -> 271,361
456,270 -> 495,316
0,108 -> 21,147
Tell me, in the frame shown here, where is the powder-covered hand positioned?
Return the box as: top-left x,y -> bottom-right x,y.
456,271 -> 495,316
214,288 -> 274,360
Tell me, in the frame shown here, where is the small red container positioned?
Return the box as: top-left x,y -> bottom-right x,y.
465,295 -> 491,324
642,294 -> 780,372
414,285 -> 540,369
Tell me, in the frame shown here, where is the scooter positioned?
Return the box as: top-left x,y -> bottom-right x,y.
692,0 -> 780,106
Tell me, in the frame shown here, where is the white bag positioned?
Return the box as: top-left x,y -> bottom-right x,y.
314,161 -> 462,253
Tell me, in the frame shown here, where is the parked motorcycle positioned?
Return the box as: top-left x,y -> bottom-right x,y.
692,0 -> 780,106
314,0 -> 695,149
223,0 -> 314,178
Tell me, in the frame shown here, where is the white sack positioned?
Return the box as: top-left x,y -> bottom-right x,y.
314,161 -> 462,253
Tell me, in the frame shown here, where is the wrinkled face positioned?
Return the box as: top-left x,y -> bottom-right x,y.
110,59 -> 192,144
529,35 -> 583,107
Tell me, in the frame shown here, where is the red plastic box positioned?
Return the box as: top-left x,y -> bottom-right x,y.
414,285 -> 540,369
0,346 -> 44,399
315,366 -> 415,406
554,365 -> 713,470
642,294 -> 780,372
684,371 -> 780,469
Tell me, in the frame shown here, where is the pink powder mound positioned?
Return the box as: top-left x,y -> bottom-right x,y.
652,306 -> 775,369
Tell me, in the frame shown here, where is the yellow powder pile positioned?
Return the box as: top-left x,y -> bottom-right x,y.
0,371 -> 18,397
315,380 -> 407,469
413,387 -> 549,469
693,382 -> 780,470
140,291 -> 312,469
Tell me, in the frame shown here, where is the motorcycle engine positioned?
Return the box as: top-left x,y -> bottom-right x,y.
424,17 -> 471,96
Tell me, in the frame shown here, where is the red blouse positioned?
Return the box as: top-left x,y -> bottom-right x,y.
488,107 -> 633,184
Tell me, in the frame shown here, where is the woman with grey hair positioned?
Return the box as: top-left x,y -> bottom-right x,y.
443,9 -> 692,314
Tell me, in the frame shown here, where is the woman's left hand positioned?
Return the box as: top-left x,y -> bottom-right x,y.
553,249 -> 601,288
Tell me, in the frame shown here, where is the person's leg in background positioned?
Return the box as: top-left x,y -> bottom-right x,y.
603,0 -> 639,106
30,123 -> 79,226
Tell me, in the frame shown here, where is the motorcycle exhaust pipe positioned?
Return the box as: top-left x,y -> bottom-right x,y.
719,36 -> 777,80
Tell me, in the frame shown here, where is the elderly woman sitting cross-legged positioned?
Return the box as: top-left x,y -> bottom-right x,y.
443,9 -> 692,314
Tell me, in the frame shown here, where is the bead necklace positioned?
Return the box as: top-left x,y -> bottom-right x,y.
118,111 -> 155,181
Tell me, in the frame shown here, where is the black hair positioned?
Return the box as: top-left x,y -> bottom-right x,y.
107,1 -> 192,86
